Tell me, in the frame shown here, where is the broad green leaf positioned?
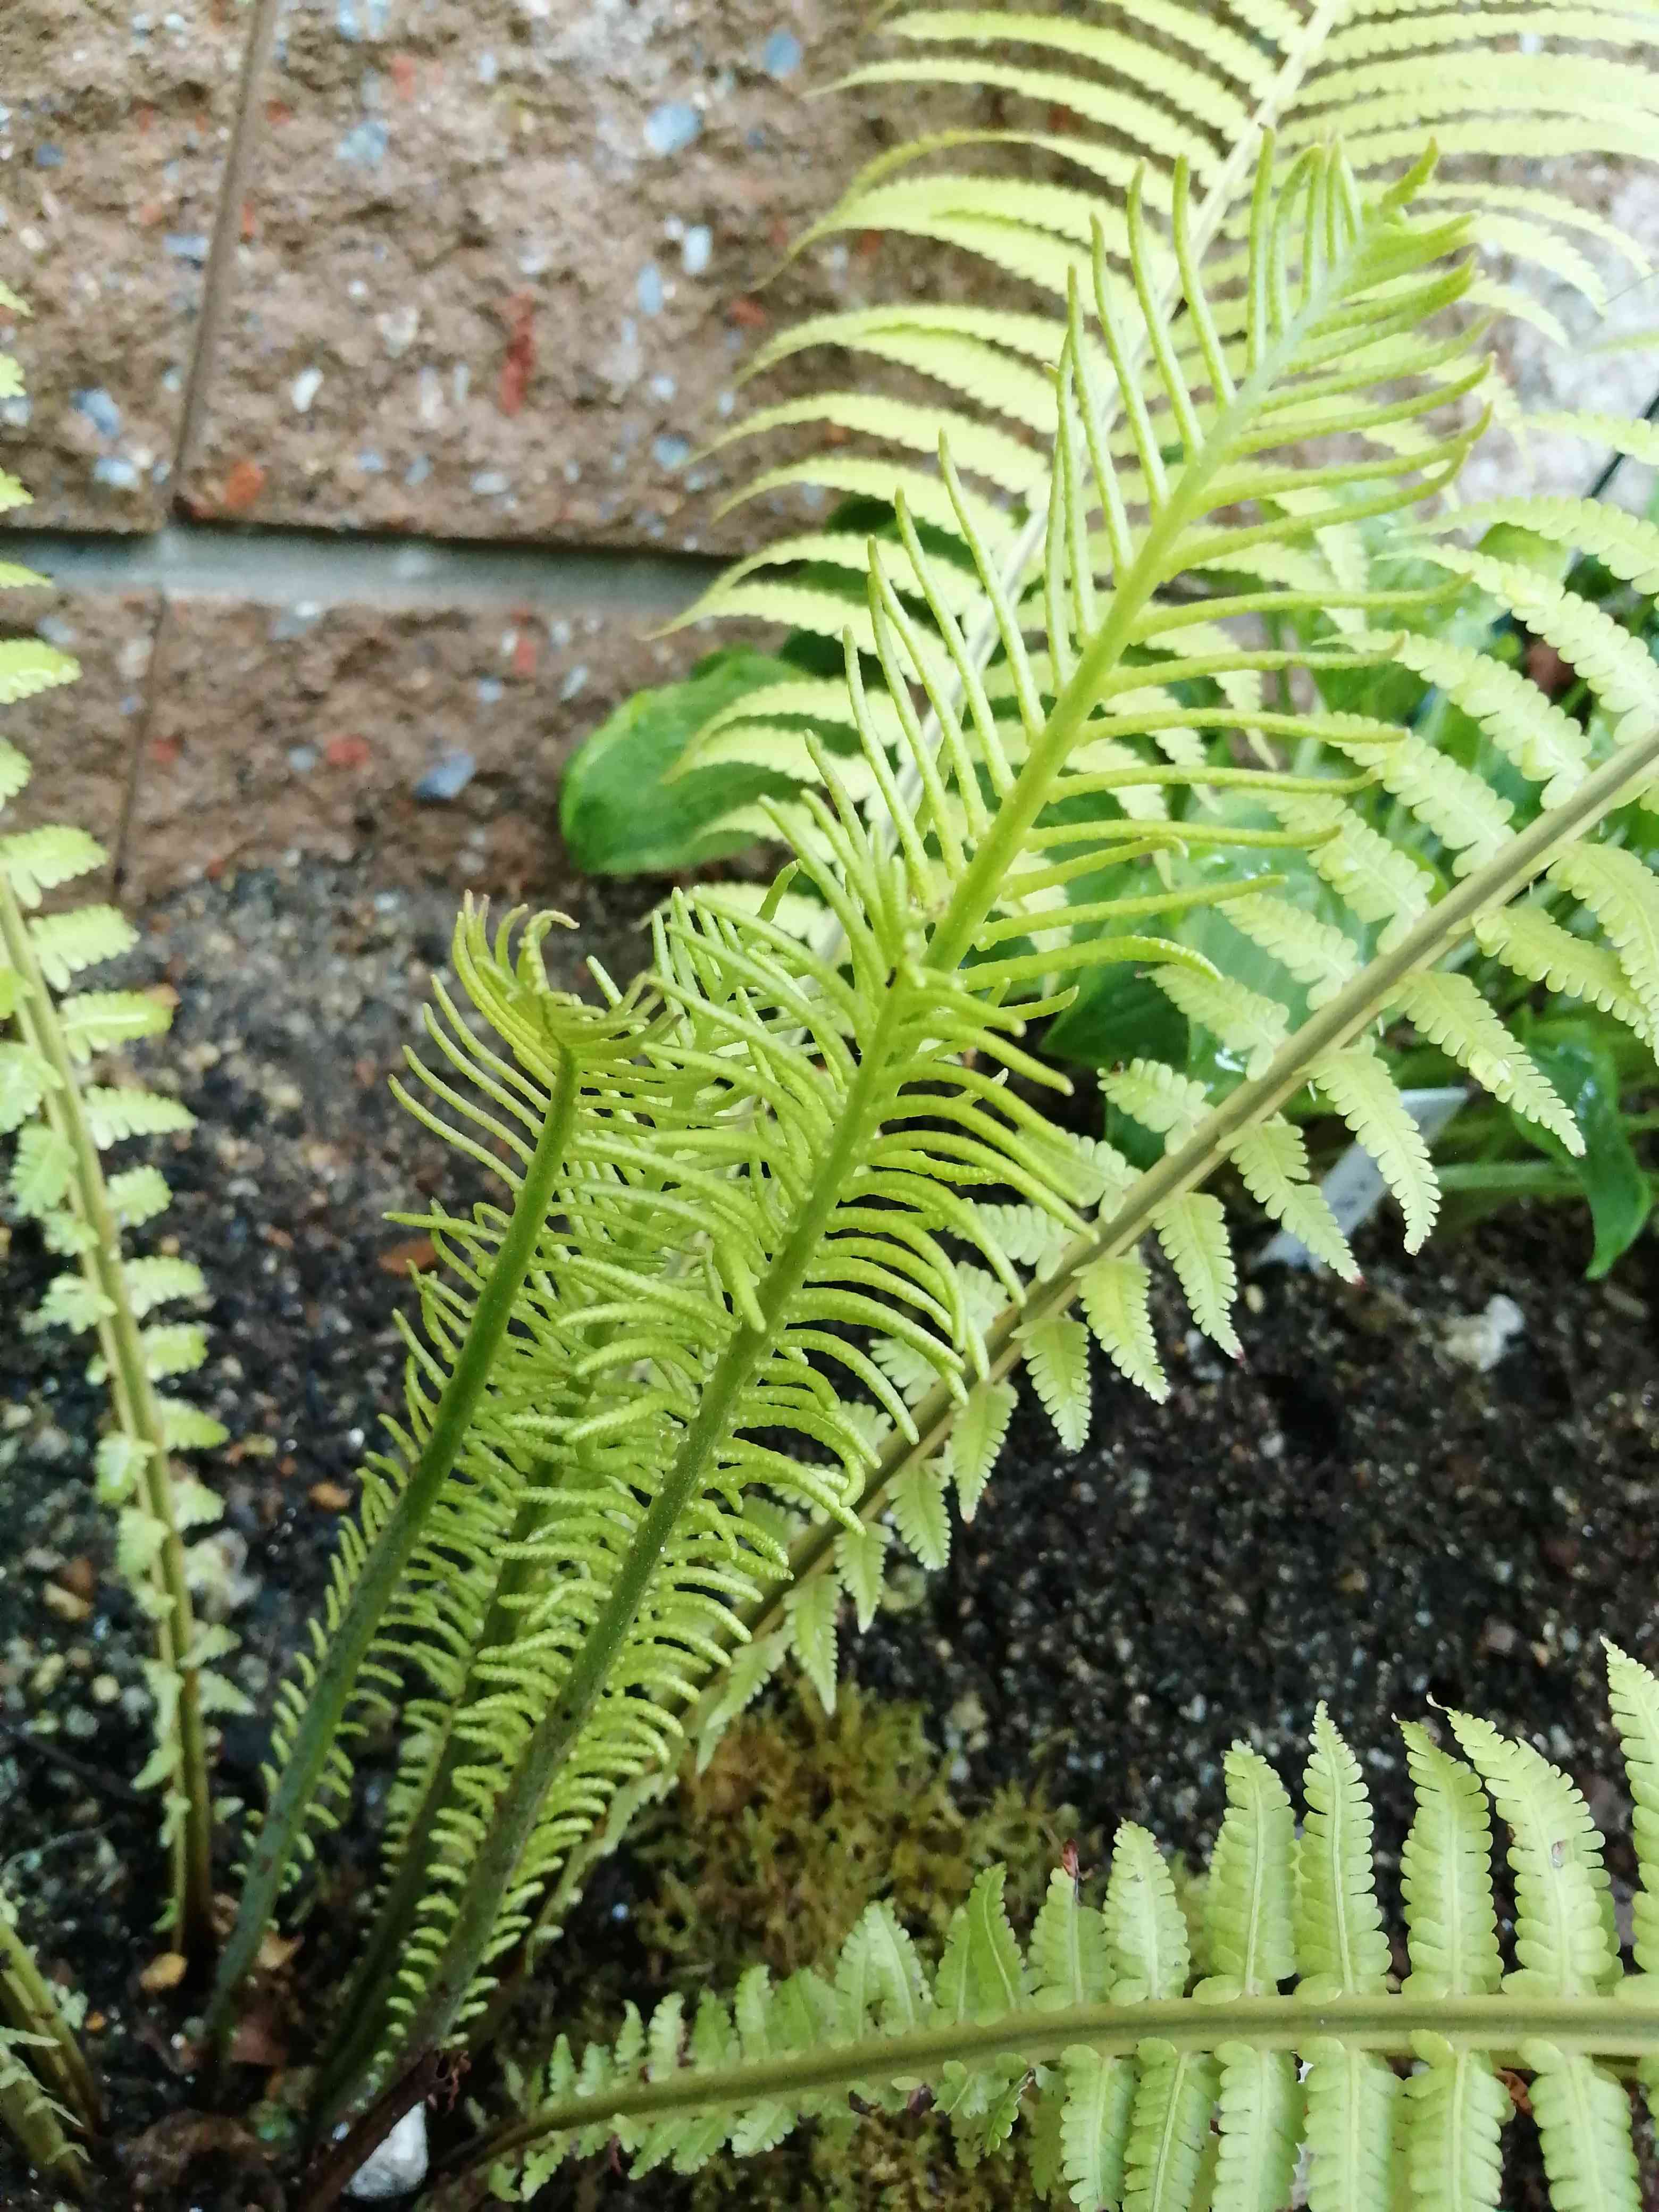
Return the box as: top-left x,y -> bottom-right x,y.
1519,1029 -> 1651,1278
559,649 -> 807,875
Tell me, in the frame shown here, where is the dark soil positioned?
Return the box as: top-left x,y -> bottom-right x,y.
2,859 -> 1657,2210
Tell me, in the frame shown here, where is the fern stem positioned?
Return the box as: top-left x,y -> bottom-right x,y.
925,146 -> 1384,978
464,1989 -> 1659,2179
0,1904 -> 99,2133
0,871 -> 214,1955
351,988 -> 915,2102
682,714 -> 1659,1749
207,1045 -> 585,2042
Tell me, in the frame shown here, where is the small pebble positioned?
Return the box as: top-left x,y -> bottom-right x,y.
309,1480 -> 353,1512
644,100 -> 701,156
414,750 -> 476,802
1440,1293 -> 1526,1373
681,224 -> 712,275
337,119 -> 389,166
139,1951 -> 188,1993
72,387 -> 122,439
761,28 -> 803,77
346,2104 -> 428,2200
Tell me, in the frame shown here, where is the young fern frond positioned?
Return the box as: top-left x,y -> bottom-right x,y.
475,1648 -> 1659,2212
0,615 -> 231,1952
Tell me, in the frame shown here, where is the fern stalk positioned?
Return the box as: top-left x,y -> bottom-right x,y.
206,1041 -> 588,2039
312,1519 -> 547,2106
641,712 -> 1659,1825
0,1900 -> 98,2141
315,1182 -> 690,2104
468,1990 -> 1659,2180
0,868 -> 214,1953
0,2057 -> 84,2194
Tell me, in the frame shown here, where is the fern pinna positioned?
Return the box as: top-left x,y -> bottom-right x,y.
208,140 -> 1659,2157
470,1645 -> 1659,2212
0,391 -> 238,1954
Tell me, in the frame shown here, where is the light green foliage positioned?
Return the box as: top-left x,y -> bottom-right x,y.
0,447 -> 231,1946
562,0 -> 1659,882
4,7 -> 1659,2203
223,142 -> 1659,2140
558,0 -> 1659,1277
490,1649 -> 1659,2212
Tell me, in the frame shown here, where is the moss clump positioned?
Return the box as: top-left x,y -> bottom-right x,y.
615,1681 -> 1096,2211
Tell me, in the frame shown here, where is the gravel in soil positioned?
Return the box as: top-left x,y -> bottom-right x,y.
2,860 -> 1657,2208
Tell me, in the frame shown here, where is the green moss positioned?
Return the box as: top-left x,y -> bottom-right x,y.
615,1682 -> 1097,2211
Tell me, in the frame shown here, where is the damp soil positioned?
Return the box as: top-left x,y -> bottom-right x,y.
2,859 -> 1657,2210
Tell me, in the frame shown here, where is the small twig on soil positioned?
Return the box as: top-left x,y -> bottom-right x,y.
0,1719 -> 147,1807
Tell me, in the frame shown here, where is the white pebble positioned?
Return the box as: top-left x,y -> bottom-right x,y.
346,2106 -> 428,2201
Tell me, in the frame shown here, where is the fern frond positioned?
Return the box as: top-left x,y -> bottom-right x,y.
237,139 -> 1659,2140
614,0 -> 1658,880
1312,1043 -> 1440,1251
1392,971 -> 1580,1150
1078,1254 -> 1169,1402
1296,1707 -> 1390,2000
0,699 -> 224,1952
482,1651 -> 1659,2211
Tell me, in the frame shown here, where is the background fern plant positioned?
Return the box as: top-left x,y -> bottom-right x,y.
0,442 -> 242,1957
562,0 -> 1659,1264
564,0 -> 1659,885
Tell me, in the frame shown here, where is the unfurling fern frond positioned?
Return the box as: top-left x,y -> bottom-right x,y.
479,1648 -> 1659,2212
0,608 -> 232,1951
